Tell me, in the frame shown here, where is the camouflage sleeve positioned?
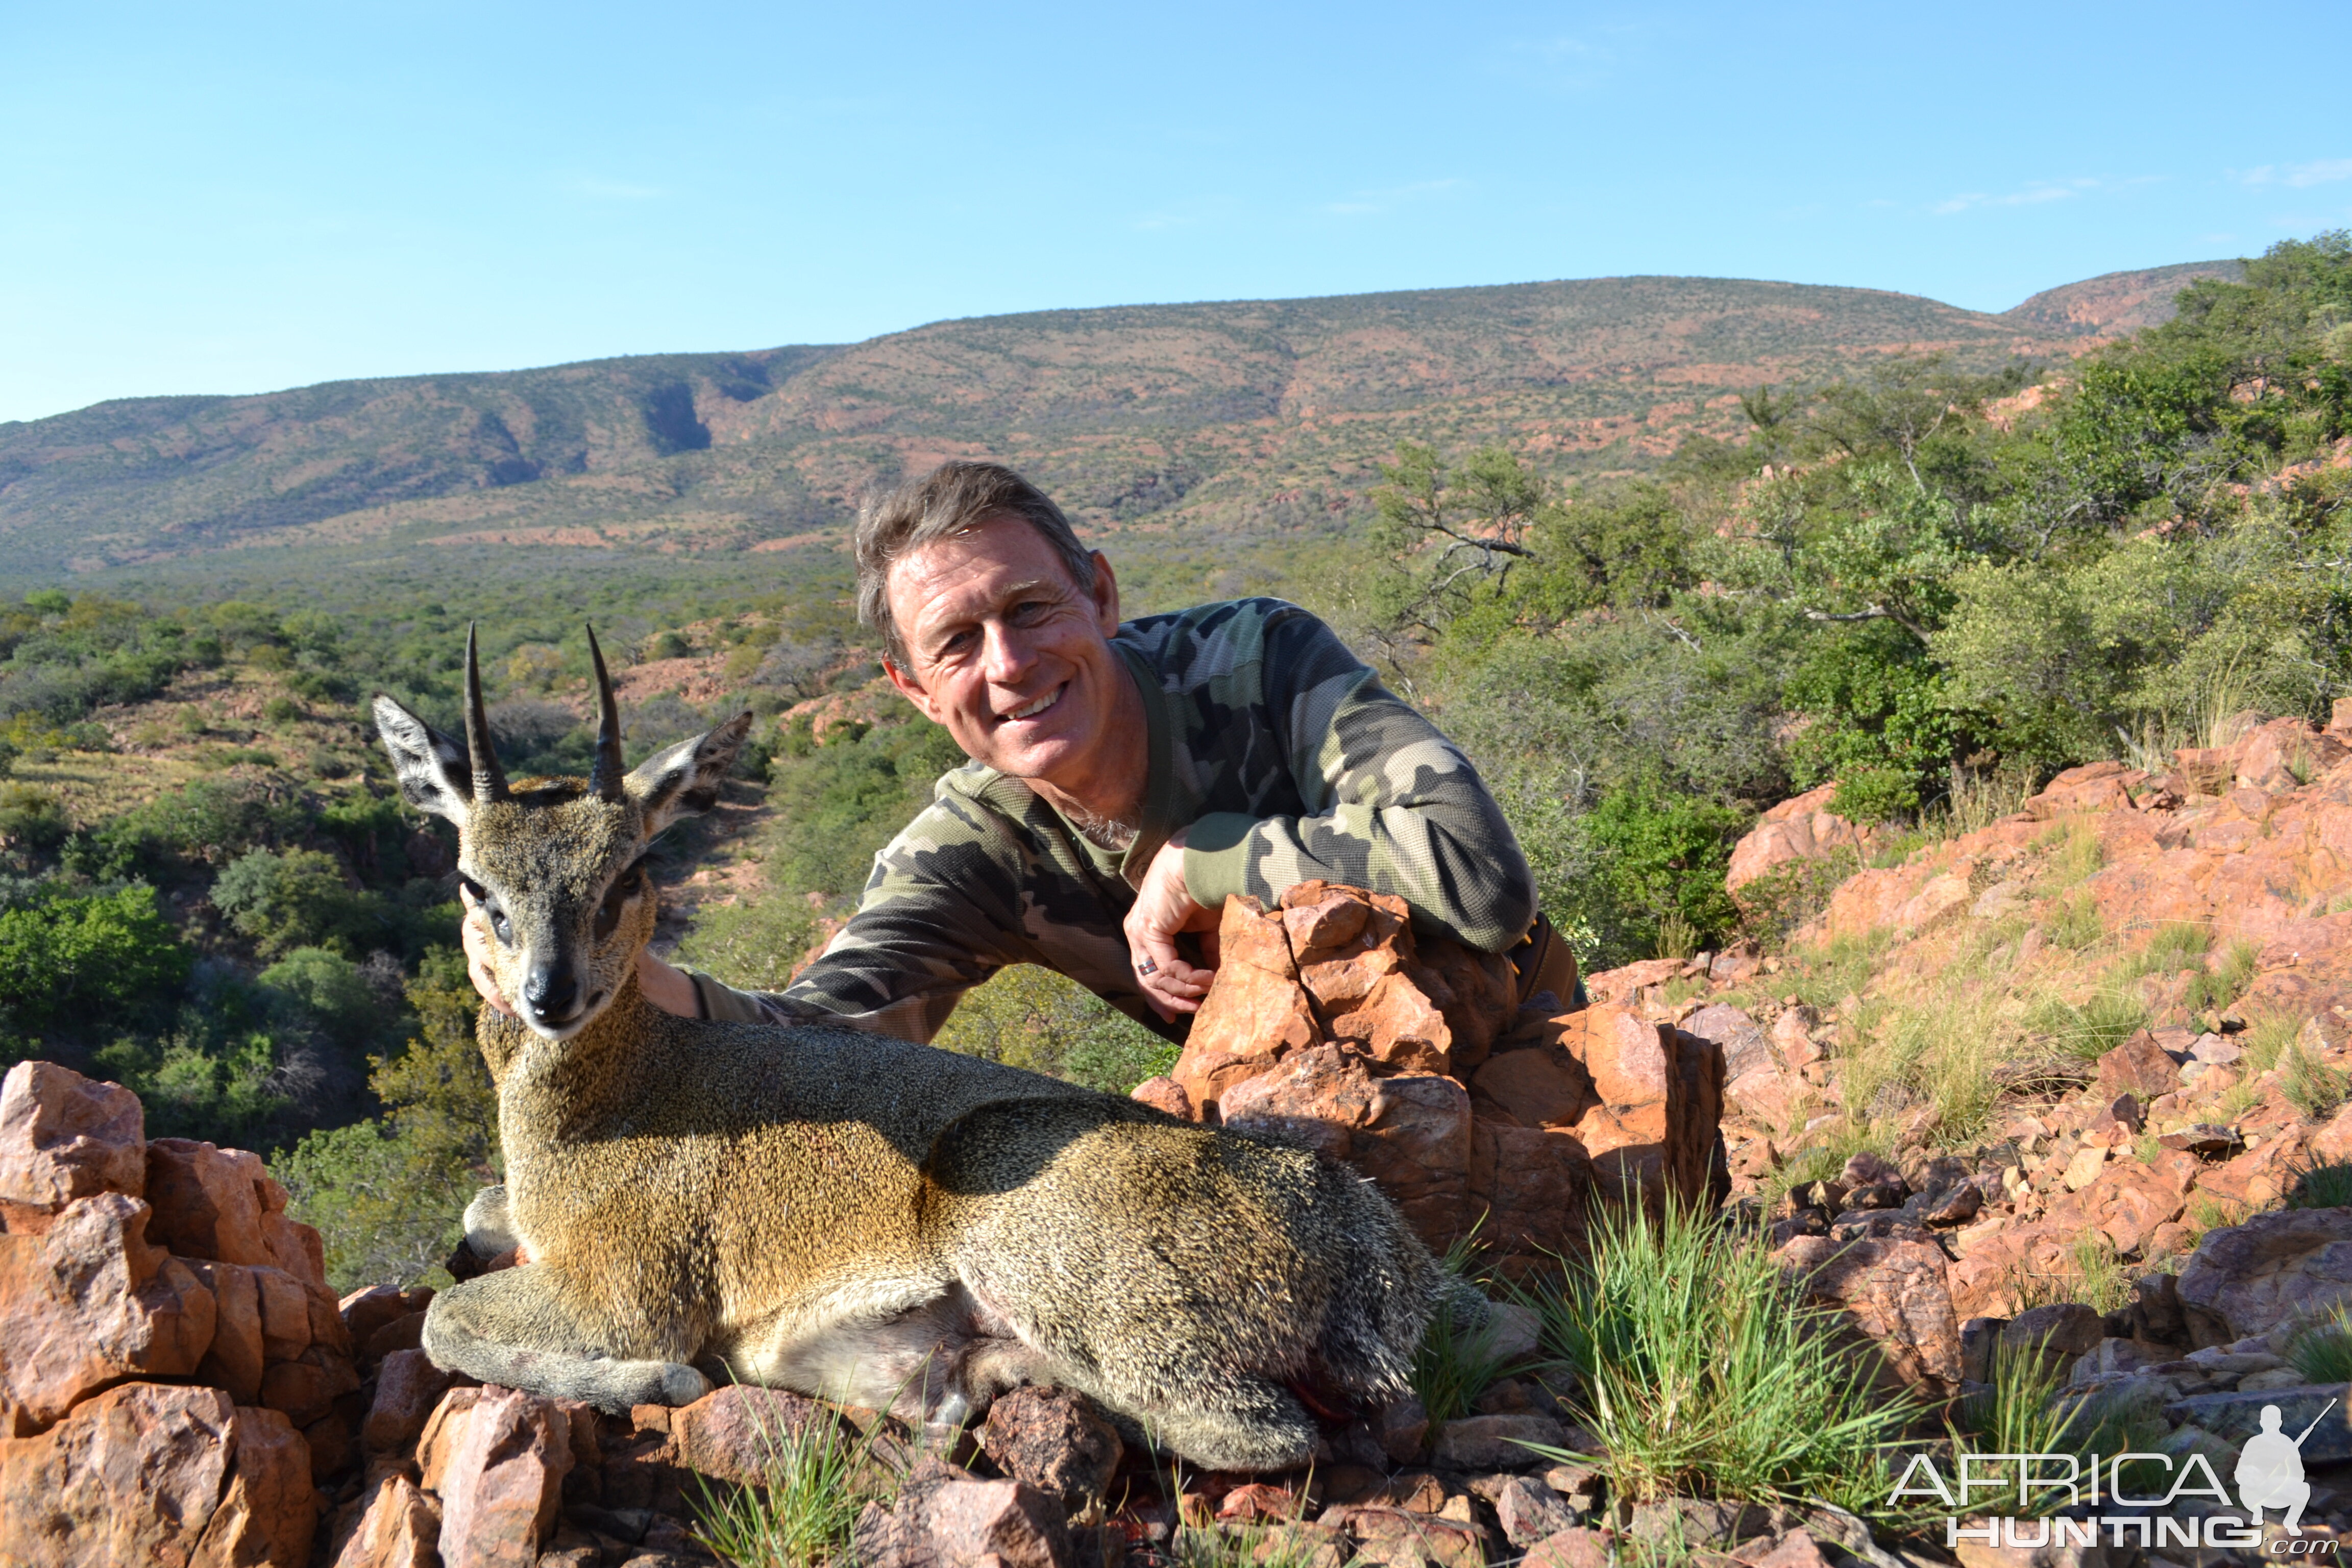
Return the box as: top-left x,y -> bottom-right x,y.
1180,610 -> 1537,953
681,790 -> 1035,1044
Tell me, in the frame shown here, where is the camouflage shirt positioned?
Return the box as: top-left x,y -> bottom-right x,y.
690,597 -> 1536,1044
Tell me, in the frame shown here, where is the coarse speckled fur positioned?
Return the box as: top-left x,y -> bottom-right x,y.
371,656 -> 1449,1471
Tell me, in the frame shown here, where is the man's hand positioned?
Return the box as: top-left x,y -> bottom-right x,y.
457,885 -> 517,1018
1123,830 -> 1221,1020
459,884 -> 700,1018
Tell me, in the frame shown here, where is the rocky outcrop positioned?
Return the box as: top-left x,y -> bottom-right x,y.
1140,882 -> 1724,1273
0,1058 -> 357,1564
1724,782 -> 1876,896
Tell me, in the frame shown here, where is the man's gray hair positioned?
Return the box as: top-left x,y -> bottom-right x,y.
855,461 -> 1098,668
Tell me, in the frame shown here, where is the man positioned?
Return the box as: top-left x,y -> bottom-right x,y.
463,460 -> 1578,1042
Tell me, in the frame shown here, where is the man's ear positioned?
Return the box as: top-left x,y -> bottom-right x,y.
626,711 -> 755,836
1088,550 -> 1121,636
883,657 -> 948,725
373,695 -> 474,827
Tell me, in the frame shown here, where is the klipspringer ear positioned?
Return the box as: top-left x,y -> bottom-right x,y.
625,713 -> 754,837
373,695 -> 475,826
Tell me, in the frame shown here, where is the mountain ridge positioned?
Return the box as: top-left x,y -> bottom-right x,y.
0,263 -> 2243,589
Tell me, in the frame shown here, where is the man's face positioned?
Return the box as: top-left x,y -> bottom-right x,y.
882,516 -> 1124,790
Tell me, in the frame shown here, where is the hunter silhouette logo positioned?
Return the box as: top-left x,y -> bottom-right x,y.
2240,1401 -> 2336,1532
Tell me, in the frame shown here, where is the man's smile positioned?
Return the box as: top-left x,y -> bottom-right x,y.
999,683 -> 1066,725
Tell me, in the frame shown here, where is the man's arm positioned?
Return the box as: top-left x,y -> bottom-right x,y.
1176,608 -> 1537,953
681,792 -> 1035,1042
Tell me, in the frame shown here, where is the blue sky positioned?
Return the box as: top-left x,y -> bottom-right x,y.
4,1 -> 2348,425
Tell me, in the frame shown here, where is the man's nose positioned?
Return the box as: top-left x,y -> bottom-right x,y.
979,618 -> 1037,684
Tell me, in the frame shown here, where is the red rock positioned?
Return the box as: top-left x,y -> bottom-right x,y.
1329,970 -> 1455,1075
1321,1504 -> 1490,1566
1523,1527 -> 1615,1568
1128,1076 -> 1191,1118
2176,1208 -> 2352,1347
365,1348 -> 459,1454
143,1136 -> 274,1267
1776,1233 -> 1962,1394
1430,1412 -> 1564,1469
1344,1074 -> 1475,1252
0,1062 -> 144,1210
416,1386 -> 483,1493
364,1312 -> 427,1364
978,1385 -> 1122,1514
339,1282 -> 432,1350
0,1192 -> 217,1436
0,1382 -> 315,1566
1752,1529 -> 1838,1568
1726,783 -> 1872,894
1170,900 -> 1319,1114
1468,1045 -> 1590,1129
1408,932 -> 1518,1070
671,1383 -> 840,1486
1375,1394 -> 1429,1465
1493,1474 -> 1577,1546
2095,1031 -> 2180,1100
1469,1123 -> 1590,1273
1218,1480 -> 1311,1523
253,1263 -> 313,1360
186,1259 -> 265,1404
1582,957 -> 1684,1005
851,1455 -> 1073,1567
328,1471 -> 440,1568
1221,1044 -> 1380,1160
262,1344 -> 362,1428
433,1386 -> 575,1568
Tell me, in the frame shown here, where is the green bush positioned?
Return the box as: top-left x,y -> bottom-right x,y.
0,881 -> 190,1042
933,965 -> 1178,1095
0,783 -> 69,851
274,947 -> 497,1291
671,896 -> 824,995
1582,776 -> 1749,955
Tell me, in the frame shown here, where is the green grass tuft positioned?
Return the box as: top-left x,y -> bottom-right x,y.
2284,1045 -> 2350,1120
2288,1154 -> 2352,1210
2291,1309 -> 2352,1384
691,1391 -> 901,1568
1522,1198 -> 1920,1515
2047,892 -> 2103,952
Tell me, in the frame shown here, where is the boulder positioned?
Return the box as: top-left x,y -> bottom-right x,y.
0,1062 -> 143,1210
0,1382 -> 315,1567
851,1455 -> 1074,1568
340,1283 -> 433,1351
671,1383 -> 841,1486
186,1259 -> 265,1404
364,1348 -> 459,1454
327,1471 -> 441,1568
1776,1232 -> 1962,1395
142,1137 -> 275,1267
1491,1474 -> 1578,1547
433,1386 -> 575,1568
2095,1032 -> 2181,1101
1428,1413 -> 1563,1469
1726,784 -> 1872,895
2176,1208 -> 2352,1347
977,1385 -> 1123,1516
0,1192 -> 217,1436
1523,1528 -> 1615,1568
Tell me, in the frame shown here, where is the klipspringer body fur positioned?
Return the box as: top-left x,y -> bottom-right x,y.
372,628 -> 1454,1471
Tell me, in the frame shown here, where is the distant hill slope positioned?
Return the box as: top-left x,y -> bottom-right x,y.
1999,258 -> 2244,335
0,267 -> 2220,587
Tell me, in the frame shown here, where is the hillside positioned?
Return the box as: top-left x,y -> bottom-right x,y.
0,266 -> 2214,590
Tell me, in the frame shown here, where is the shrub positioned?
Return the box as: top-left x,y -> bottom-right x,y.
273,947 -> 497,1291
0,783 -> 69,851
671,896 -> 824,996
213,848 -> 368,957
0,881 -> 190,1041
933,965 -> 1178,1095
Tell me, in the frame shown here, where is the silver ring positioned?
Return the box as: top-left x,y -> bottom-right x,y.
1136,958 -> 1159,977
